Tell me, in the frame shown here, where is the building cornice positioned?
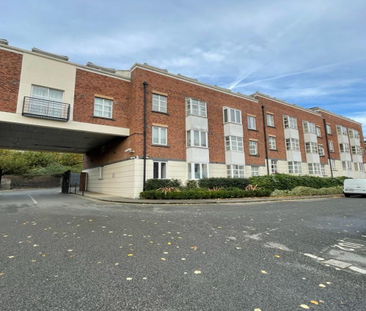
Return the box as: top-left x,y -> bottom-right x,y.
310,107 -> 362,126
130,63 -> 259,104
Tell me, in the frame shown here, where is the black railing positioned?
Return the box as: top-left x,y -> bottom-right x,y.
22,96 -> 70,122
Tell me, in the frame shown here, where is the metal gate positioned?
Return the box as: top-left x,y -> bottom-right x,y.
61,170 -> 87,194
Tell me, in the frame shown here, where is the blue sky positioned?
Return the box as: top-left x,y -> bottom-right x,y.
1,0 -> 366,133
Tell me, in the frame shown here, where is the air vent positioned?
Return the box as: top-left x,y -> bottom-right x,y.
0,39 -> 9,45
32,48 -> 69,61
86,62 -> 116,74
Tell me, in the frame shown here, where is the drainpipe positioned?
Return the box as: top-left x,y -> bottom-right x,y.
323,118 -> 333,177
261,105 -> 270,175
143,81 -> 148,191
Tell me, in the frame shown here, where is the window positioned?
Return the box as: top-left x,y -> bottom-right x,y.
303,121 -> 316,134
223,108 -> 241,124
270,160 -> 278,174
249,140 -> 258,155
153,162 -> 167,179
329,141 -> 334,152
227,165 -> 245,178
152,126 -> 167,145
30,85 -> 64,117
326,124 -> 332,134
342,161 -> 352,171
318,145 -> 325,156
186,130 -> 208,148
283,115 -> 298,129
188,163 -> 208,179
225,136 -> 243,152
351,146 -> 362,155
316,126 -> 322,137
247,115 -> 256,130
268,136 -> 276,150
186,98 -> 207,117
267,114 -> 274,127
330,159 -> 337,170
336,125 -> 347,136
251,166 -> 259,176
339,143 -> 350,153
308,163 -> 321,175
285,138 -> 300,151
152,94 -> 167,113
94,97 -> 113,119
288,161 -> 302,174
98,166 -> 103,180
321,164 -> 326,176
305,142 -> 318,154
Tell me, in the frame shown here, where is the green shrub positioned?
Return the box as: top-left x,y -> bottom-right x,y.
198,177 -> 250,189
250,174 -> 347,191
270,186 -> 343,197
140,188 -> 272,200
144,178 -> 182,191
185,180 -> 199,189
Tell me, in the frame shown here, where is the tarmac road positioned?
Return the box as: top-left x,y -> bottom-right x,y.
1,189 -> 366,311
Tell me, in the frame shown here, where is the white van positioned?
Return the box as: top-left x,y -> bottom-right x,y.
343,179 -> 366,197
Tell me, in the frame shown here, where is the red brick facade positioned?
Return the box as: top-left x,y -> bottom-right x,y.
0,49 -> 22,113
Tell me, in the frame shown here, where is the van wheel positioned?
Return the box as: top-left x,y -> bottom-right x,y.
344,193 -> 351,197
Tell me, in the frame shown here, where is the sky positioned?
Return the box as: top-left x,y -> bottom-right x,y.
1,0 -> 366,133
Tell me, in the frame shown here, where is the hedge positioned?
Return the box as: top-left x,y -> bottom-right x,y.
249,174 -> 347,191
198,177 -> 251,189
140,188 -> 272,200
271,186 -> 343,197
144,178 -> 182,191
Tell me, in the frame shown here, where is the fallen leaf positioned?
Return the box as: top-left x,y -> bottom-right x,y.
319,300 -> 325,303
261,270 -> 268,274
191,246 -> 198,251
163,252 -> 168,254
319,284 -> 326,288
67,249 -> 73,252
115,263 -> 119,266
31,259 -> 37,263
8,256 -> 15,259
326,281 -> 332,285
300,304 -> 310,309
235,246 -> 242,250
88,219 -> 93,222
167,242 -> 171,245
128,254 -> 133,257
310,300 -> 319,305
161,258 -> 166,261
126,277 -> 132,281
194,270 -> 202,274
274,254 -> 281,258
0,272 -> 5,276
182,258 -> 186,261
254,309 -> 262,311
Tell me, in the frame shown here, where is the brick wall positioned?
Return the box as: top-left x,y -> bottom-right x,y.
0,49 -> 22,113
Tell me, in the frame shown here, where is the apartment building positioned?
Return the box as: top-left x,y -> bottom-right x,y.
0,40 -> 365,198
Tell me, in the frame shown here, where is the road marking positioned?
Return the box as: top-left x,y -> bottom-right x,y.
322,259 -> 351,268
334,244 -> 354,251
304,253 -> 324,261
28,194 -> 38,205
349,266 -> 366,275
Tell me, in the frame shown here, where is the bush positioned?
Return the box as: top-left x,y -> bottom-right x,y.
271,186 -> 343,197
249,174 -> 347,191
185,180 -> 199,189
198,177 -> 250,189
140,188 -> 272,200
144,178 -> 182,191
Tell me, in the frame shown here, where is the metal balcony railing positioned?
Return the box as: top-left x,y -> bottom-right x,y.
22,96 -> 70,122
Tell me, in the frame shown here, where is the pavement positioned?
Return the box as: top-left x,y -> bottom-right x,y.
1,188 -> 366,311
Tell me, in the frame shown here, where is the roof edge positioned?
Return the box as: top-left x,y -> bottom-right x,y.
310,107 -> 362,126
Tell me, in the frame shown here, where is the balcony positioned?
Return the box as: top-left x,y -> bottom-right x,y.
22,96 -> 70,122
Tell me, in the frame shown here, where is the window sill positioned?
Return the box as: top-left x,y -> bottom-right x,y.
186,146 -> 208,149
248,128 -> 258,132
269,149 -> 278,151
224,121 -> 242,125
92,115 -> 115,121
151,144 -> 170,148
152,110 -> 169,115
249,154 -> 260,157
186,114 -> 207,119
267,125 -> 276,128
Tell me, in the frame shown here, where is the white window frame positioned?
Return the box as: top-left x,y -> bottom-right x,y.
30,85 -> 64,118
188,163 -> 209,180
336,125 -> 347,136
330,159 -> 337,171
186,130 -> 208,148
152,94 -> 167,113
251,166 -> 259,176
339,143 -> 350,153
308,163 -> 321,175
303,121 -> 316,134
152,126 -> 167,145
186,98 -> 207,117
249,140 -> 258,155
316,126 -> 322,137
305,142 -> 318,154
225,136 -> 244,152
247,115 -> 257,130
286,138 -> 300,151
326,124 -> 332,134
342,161 -> 352,171
268,136 -> 276,150
153,161 -> 167,179
227,165 -> 245,178
351,146 -> 362,155
267,114 -> 274,127
321,164 -> 326,176
94,97 -> 113,119
288,161 -> 302,174
318,145 -> 325,156
329,141 -> 334,152
270,160 -> 278,174
283,115 -> 298,129
223,107 -> 242,124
